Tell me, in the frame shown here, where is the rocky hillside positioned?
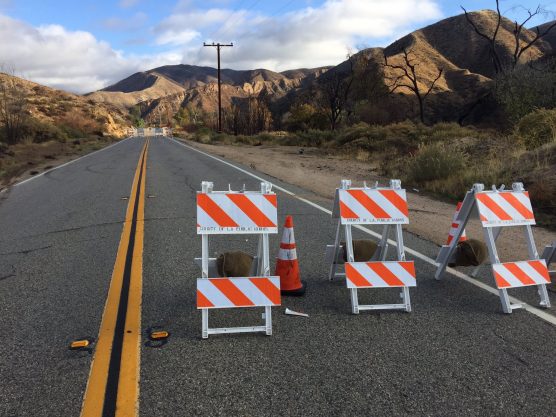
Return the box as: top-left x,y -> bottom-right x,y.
87,64 -> 329,116
311,10 -> 554,124
1,73 -> 130,138
532,20 -> 556,52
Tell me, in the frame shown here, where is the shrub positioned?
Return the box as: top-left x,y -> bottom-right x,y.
24,119 -> 68,143
192,127 -> 213,144
515,108 -> 556,150
407,142 -> 468,184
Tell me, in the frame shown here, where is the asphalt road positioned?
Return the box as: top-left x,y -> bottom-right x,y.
0,136 -> 555,417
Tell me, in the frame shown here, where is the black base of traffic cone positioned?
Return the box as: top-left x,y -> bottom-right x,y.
281,280 -> 307,296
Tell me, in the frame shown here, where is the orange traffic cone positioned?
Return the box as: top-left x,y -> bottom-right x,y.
446,202 -> 467,245
275,215 -> 306,296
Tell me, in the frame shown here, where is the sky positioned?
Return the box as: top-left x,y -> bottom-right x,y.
0,0 -> 555,93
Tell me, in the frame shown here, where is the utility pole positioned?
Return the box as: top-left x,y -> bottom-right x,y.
203,42 -> 233,133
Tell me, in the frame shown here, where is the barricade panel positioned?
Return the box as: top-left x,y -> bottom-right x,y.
197,192 -> 278,234
338,188 -> 409,225
493,260 -> 551,289
476,191 -> 535,227
345,261 -> 416,288
197,277 -> 281,308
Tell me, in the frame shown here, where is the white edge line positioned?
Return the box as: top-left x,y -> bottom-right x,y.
0,137 -> 133,192
170,138 -> 556,326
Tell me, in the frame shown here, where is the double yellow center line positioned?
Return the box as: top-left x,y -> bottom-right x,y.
81,139 -> 149,417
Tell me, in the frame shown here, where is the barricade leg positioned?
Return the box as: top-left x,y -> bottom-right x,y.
471,227 -> 502,278
265,306 -> 272,335
256,235 -> 264,275
401,287 -> 411,312
344,224 -> 360,314
538,284 -> 551,308
394,224 -> 412,312
328,220 -> 341,281
202,309 -> 209,339
262,233 -> 270,276
350,289 -> 359,314
483,226 -> 522,313
201,233 -> 210,338
523,225 -> 551,308
499,289 -> 512,314
435,188 -> 477,280
377,225 -> 390,261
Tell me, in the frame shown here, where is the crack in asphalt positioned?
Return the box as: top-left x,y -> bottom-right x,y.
0,265 -> 16,281
0,245 -> 53,256
0,273 -> 16,281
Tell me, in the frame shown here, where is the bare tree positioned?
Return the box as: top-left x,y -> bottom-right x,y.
317,53 -> 357,131
0,68 -> 29,145
224,95 -> 272,135
510,6 -> 556,67
462,1 -> 504,74
462,0 -> 556,73
384,48 -> 443,124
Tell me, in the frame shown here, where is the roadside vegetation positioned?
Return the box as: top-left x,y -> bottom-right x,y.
187,113 -> 556,229
0,71 -> 127,187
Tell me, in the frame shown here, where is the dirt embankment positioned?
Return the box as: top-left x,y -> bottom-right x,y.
0,137 -> 121,190
185,140 -> 556,262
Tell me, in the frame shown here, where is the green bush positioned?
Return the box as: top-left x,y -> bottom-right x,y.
515,108 -> 556,150
407,142 -> 468,183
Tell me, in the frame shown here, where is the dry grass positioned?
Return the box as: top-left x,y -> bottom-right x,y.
0,136 -> 115,188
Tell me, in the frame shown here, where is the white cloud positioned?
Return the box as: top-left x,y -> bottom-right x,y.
0,0 -> 443,94
155,29 -> 200,46
156,0 -> 443,70
0,14 -> 180,93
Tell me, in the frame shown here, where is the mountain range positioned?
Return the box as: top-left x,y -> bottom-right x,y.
85,9 -> 555,126
4,9 -> 556,132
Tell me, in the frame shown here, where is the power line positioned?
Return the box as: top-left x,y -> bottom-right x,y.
209,0 -> 263,41
205,0 -> 250,41
267,0 -> 297,18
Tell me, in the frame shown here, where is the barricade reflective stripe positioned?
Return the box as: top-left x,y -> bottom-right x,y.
277,225 -> 297,260
476,191 -> 535,226
197,277 -> 281,308
493,260 -> 551,289
338,189 -> 409,224
345,261 -> 416,288
447,202 -> 467,245
278,248 -> 297,260
197,193 -> 278,234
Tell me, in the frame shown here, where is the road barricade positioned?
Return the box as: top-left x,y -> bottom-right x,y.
195,181 -> 280,338
435,183 -> 551,313
325,179 -> 416,314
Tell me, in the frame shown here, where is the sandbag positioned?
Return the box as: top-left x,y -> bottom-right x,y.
449,239 -> 488,267
340,240 -> 378,263
216,251 -> 254,277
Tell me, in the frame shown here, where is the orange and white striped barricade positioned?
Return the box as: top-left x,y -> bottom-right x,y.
326,179 -> 416,314
196,181 -> 280,338
435,183 -> 551,313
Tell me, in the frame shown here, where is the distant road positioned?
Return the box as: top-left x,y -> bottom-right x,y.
0,137 -> 555,416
